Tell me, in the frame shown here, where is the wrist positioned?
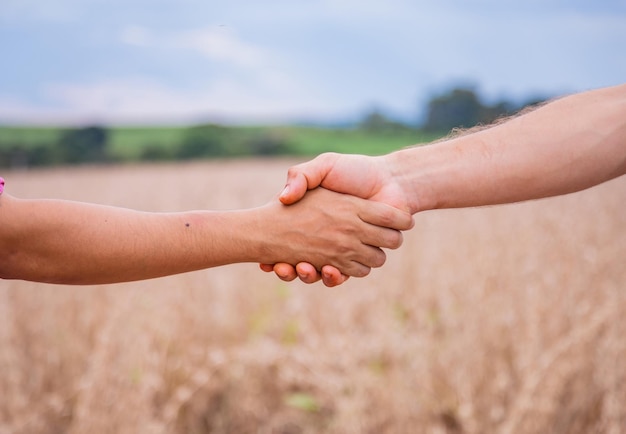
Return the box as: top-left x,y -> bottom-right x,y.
236,203 -> 291,265
190,209 -> 267,266
384,147 -> 438,214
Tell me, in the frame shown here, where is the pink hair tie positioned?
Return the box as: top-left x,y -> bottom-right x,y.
0,177 -> 4,195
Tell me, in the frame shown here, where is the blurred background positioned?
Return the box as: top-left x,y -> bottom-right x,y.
3,160 -> 625,434
1,2 -> 626,434
1,0 -> 625,166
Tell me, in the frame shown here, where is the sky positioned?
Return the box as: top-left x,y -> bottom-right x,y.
1,0 -> 625,125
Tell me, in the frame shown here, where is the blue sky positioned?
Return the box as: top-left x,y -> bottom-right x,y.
1,0 -> 625,125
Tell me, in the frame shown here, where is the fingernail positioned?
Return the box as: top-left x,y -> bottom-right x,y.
279,185 -> 289,199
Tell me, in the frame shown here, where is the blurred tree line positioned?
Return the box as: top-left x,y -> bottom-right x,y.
139,124 -> 290,162
0,124 -> 291,168
0,86 -> 546,168
0,126 -> 111,168
421,87 -> 545,132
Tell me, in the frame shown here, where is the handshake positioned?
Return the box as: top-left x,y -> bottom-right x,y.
257,152 -> 416,287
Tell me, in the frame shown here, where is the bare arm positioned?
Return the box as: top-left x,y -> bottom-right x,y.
269,83 -> 626,285
392,83 -> 626,213
0,188 -> 412,285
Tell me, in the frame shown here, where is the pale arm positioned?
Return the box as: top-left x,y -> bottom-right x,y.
268,83 -> 626,284
392,83 -> 626,213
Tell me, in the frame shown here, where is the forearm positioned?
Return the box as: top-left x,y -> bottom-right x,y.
0,196 -> 261,284
390,84 -> 626,213
0,187 -> 410,284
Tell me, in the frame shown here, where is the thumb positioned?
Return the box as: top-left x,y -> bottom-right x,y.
279,170 -> 309,205
279,154 -> 336,205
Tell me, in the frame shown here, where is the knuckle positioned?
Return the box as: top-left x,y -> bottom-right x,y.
376,207 -> 395,227
320,151 -> 338,161
286,165 -> 301,178
336,242 -> 353,256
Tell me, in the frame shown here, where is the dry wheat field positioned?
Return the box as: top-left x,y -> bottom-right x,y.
0,159 -> 625,434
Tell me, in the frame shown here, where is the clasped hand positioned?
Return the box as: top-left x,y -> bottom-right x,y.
261,153 -> 415,287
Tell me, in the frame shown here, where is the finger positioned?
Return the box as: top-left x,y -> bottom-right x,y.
273,263 -> 298,281
259,263 -> 274,272
359,226 -> 405,251
352,245 -> 387,269
321,266 -> 349,287
295,263 -> 322,284
330,243 -> 386,274
358,200 -> 415,232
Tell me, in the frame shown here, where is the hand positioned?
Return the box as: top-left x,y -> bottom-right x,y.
260,153 -> 414,286
259,187 -> 412,278
280,152 -> 411,210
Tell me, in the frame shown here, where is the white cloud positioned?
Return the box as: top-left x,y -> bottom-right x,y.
0,80 -> 216,125
0,73 -> 356,125
118,24 -> 274,69
172,27 -> 270,68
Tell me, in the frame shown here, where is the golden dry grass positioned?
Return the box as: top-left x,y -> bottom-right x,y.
1,159 -> 625,434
